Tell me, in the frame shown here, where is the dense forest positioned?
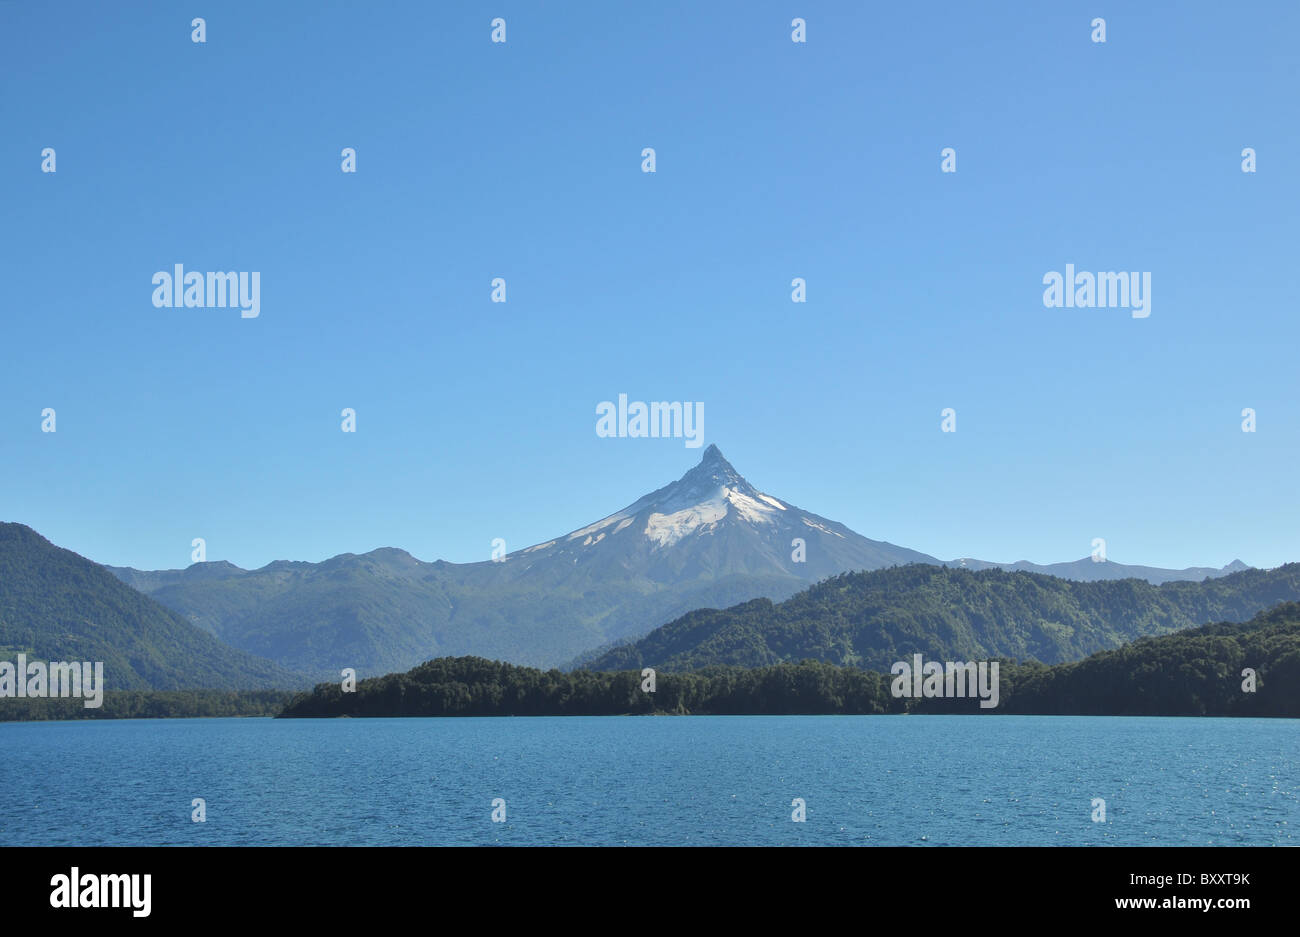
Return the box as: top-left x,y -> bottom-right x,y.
932,600 -> 1300,717
278,656 -> 902,717
279,602 -> 1300,718
584,562 -> 1300,672
0,690 -> 292,721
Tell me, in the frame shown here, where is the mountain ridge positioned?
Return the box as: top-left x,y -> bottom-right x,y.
103,445 -> 1254,674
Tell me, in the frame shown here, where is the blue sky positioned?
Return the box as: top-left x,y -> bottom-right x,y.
2,1 -> 1297,572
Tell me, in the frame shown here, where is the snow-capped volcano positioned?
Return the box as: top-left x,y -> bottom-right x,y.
623,445 -> 789,547
555,445 -> 784,549
500,444 -> 938,585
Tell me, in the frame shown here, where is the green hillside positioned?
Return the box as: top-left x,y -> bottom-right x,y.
961,600 -> 1300,717
585,562 -> 1300,671
0,523 -> 305,691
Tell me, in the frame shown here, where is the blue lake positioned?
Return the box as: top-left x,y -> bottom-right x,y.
0,715 -> 1294,846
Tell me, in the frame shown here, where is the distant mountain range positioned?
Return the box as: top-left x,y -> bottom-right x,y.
104,445 -> 1255,675
0,523 -> 302,690
948,555 -> 1251,585
584,562 -> 1300,673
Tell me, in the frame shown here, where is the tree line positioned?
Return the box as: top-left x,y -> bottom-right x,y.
0,690 -> 292,721
279,602 -> 1300,718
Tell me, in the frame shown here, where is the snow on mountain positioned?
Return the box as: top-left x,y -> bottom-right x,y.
554,446 -> 783,549
492,444 -> 939,584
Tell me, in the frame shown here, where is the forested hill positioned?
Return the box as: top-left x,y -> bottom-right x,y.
583,562 -> 1300,672
277,602 -> 1300,718
920,600 -> 1300,716
0,523 -> 304,690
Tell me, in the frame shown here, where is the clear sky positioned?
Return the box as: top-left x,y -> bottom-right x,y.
2,1 -> 1297,572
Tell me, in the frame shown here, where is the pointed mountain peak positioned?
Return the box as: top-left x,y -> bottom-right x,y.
554,446 -> 759,542
675,444 -> 751,495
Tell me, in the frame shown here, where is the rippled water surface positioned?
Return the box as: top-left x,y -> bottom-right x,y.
1,715 -> 1293,845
